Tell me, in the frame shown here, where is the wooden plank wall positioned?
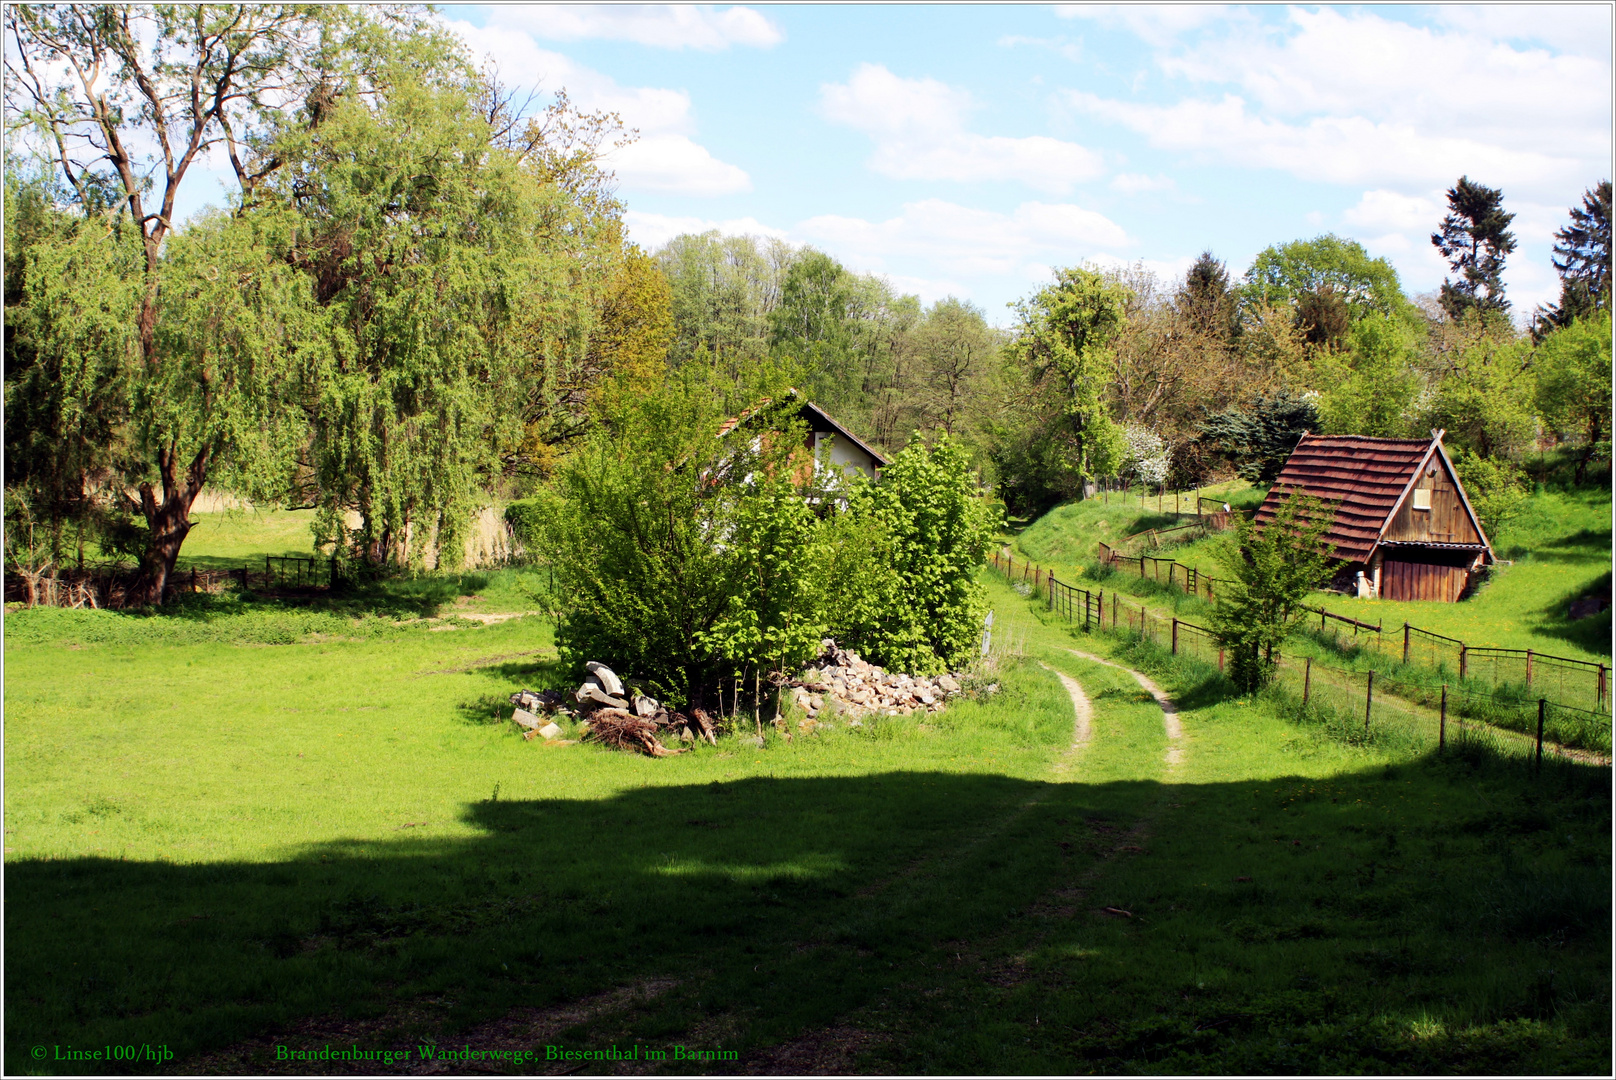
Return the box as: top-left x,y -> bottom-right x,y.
1382,559 -> 1468,602
1383,459 -> 1481,544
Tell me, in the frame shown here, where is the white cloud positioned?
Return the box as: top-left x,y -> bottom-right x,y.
623,211 -> 787,250
443,17 -> 751,196
820,63 -> 1103,193
1110,172 -> 1175,194
1160,8 -> 1609,151
1055,4 -> 1240,46
1064,91 -> 1584,194
796,198 -> 1129,280
1430,4 -> 1613,59
495,5 -> 783,51
1343,190 -> 1444,235
607,135 -> 751,195
997,34 -> 1083,62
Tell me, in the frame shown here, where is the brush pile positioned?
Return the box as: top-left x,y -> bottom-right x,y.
784,639 -> 964,723
509,661 -> 721,756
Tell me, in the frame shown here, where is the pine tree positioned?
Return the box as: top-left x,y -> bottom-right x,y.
1432,176 -> 1517,320
1175,250 -> 1237,340
1535,180 -> 1611,336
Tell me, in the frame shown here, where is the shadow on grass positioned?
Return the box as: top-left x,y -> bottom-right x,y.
9,747 -> 1607,1076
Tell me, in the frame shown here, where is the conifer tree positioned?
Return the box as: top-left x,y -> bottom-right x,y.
1535,180 -> 1611,335
1432,176 -> 1517,320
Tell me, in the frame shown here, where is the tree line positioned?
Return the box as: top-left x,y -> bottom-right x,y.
4,5 -> 1610,608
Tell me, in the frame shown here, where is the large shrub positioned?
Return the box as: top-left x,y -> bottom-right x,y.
825,436 -> 1000,674
535,387 -> 823,708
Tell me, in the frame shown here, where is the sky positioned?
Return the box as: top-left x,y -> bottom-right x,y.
434,3 -> 1611,326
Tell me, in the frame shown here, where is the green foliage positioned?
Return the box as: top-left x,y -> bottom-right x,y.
1313,311 -> 1419,437
1450,448 -> 1529,541
1002,267 -> 1131,491
1200,390 -> 1320,483
1433,176 -> 1518,319
1211,489 -> 1336,691
503,499 -> 546,551
535,380 -> 817,706
1534,312 -> 1612,481
1239,234 -> 1412,322
1421,322 -> 1536,460
1537,180 -> 1612,333
827,436 -> 1000,674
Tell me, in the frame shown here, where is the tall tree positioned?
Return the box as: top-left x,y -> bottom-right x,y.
1176,250 -> 1238,341
1535,180 -> 1612,335
4,4 -> 422,602
909,297 -> 1001,439
1004,267 -> 1131,483
1432,176 -> 1517,320
1534,312 -> 1612,483
1240,235 -> 1411,322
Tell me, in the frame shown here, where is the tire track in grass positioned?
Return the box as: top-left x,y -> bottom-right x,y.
1067,648 -> 1183,769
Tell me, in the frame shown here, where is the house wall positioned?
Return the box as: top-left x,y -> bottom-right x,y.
812,432 -> 880,479
1382,457 -> 1481,544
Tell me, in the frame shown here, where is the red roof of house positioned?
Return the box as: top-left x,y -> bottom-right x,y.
1253,433 -> 1434,562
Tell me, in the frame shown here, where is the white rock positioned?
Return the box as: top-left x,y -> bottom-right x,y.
538,722 -> 562,739
585,662 -> 624,697
632,694 -> 660,718
512,708 -> 542,730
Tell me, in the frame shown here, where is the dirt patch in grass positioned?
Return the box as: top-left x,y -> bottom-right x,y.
737,1024 -> 884,1075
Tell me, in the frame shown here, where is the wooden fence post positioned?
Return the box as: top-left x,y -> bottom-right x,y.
1303,657 -> 1311,706
264,555 -> 271,585
1439,684 -> 1447,752
1459,645 -> 1467,680
1171,618 -> 1179,655
1365,670 -> 1374,732
1600,664 -> 1607,712
1112,591 -> 1118,630
1536,698 -> 1545,767
1217,647 -> 1224,673
1526,649 -> 1534,688
1403,623 -> 1410,664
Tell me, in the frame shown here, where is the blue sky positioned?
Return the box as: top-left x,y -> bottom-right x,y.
439,4 -> 1611,325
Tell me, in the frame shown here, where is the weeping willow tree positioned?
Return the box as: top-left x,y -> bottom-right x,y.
6,5 -> 639,595
265,49 -> 617,569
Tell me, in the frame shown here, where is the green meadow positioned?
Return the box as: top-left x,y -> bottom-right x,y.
4,564 -> 1609,1075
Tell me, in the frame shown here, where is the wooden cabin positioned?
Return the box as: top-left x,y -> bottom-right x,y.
1254,430 -> 1494,602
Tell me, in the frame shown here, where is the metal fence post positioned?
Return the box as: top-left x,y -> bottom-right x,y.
1536,698 -> 1545,767
1365,670 -> 1374,732
1439,684 -> 1447,752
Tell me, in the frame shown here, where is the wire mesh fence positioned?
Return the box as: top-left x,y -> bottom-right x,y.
1005,562 -> 1610,762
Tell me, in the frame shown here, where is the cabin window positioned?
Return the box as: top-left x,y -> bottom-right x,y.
1412,488 -> 1432,511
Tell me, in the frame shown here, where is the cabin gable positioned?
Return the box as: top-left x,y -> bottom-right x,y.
1381,448 -> 1483,546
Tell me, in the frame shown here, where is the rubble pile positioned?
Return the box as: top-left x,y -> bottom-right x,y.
785,639 -> 963,724
509,661 -> 717,754
508,641 -> 968,752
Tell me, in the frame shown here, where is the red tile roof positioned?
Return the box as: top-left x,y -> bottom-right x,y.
1253,434 -> 1433,562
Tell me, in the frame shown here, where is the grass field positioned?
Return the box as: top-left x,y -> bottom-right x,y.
5,563 -> 1609,1074
1014,484 -> 1612,666
174,509 -> 325,570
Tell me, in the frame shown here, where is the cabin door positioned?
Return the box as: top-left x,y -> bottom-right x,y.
1381,558 -> 1468,603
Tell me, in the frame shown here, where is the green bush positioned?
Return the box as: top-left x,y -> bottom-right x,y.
826,436 -> 1000,674
533,387 -> 1000,705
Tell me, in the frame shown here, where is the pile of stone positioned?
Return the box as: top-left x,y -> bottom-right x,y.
509,661 -> 718,752
786,639 -> 963,725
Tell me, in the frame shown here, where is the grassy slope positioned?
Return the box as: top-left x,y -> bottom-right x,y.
4,572 -> 1609,1075
1015,486 -> 1612,664
174,509 -> 324,570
